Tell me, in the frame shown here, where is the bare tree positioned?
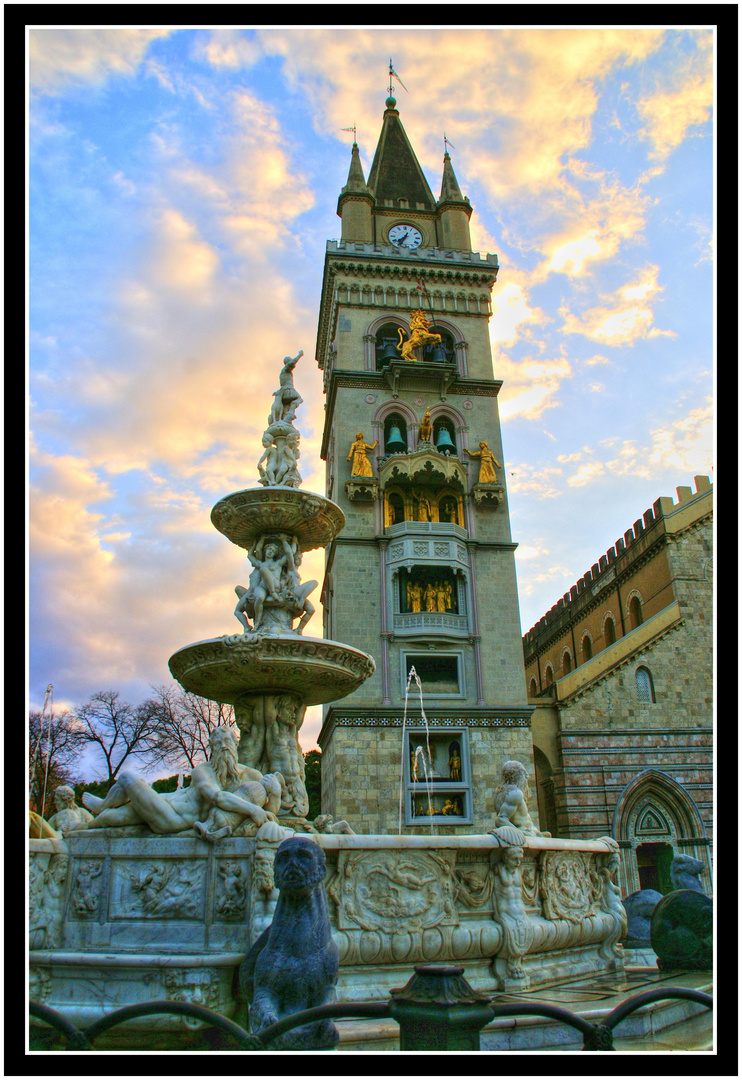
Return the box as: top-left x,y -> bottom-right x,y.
147,685 -> 236,770
29,709 -> 85,817
73,690 -> 161,783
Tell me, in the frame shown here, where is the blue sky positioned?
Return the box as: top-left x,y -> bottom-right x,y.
28,27 -> 714,768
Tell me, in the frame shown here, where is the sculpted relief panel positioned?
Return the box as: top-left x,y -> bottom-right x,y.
335,850 -> 459,933
540,851 -> 601,923
111,860 -> 207,920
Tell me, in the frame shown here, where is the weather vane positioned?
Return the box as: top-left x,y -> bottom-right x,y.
444,133 -> 456,154
340,125 -> 357,142
388,57 -> 408,95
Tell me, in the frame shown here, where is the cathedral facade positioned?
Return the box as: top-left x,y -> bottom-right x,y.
314,94 -> 534,833
523,476 -> 713,896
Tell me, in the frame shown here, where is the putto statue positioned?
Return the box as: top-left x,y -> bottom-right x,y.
494,760 -> 550,837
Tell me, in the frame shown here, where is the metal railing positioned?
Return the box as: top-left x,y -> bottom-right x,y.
29,965 -> 712,1052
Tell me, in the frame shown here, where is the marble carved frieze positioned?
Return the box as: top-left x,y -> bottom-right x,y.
336,849 -> 459,933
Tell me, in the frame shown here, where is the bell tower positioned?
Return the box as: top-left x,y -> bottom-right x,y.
315,92 -> 535,834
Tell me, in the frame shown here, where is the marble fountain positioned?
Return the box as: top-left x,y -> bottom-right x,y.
29,351 -> 627,1049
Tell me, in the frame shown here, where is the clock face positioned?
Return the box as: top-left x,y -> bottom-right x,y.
388,224 -> 423,249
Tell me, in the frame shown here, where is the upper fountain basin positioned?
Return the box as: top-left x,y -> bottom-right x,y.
168,633 -> 376,707
211,488 -> 345,552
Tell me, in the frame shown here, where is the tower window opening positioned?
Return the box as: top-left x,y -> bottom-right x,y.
628,594 -> 643,629
404,654 -> 460,695
423,327 -> 455,363
384,413 -> 408,454
636,666 -> 656,704
581,634 -> 592,661
432,416 -> 457,455
375,322 -> 404,369
562,650 -> 572,673
400,568 -> 458,614
604,616 -> 617,645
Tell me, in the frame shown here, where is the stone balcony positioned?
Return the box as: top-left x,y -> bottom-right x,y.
393,611 -> 470,638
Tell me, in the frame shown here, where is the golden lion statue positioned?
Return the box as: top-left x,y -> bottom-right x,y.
398,309 -> 442,362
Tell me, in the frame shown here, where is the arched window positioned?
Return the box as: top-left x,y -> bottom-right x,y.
432,416 -> 457,455
628,594 -> 643,630
529,677 -> 538,697
636,666 -> 656,704
438,493 -> 461,525
384,413 -> 408,453
423,326 -> 455,363
375,322 -> 404,369
604,616 -> 616,646
544,665 -> 554,687
581,634 -> 592,661
388,491 -> 405,524
562,650 -> 572,674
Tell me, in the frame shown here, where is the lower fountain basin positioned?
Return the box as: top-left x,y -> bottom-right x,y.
168,634 -> 375,706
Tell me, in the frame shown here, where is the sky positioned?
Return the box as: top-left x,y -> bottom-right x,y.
28,25 -> 715,772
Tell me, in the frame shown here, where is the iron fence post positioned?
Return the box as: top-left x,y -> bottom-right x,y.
387,964 -> 495,1051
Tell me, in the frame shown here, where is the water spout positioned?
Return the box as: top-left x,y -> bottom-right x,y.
399,666 -> 435,835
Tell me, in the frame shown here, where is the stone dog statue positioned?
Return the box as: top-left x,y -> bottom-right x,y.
239,836 -> 339,1049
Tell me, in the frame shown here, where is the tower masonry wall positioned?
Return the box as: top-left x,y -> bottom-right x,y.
319,719 -> 535,834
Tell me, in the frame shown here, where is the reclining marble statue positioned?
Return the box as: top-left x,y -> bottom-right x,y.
82,727 -> 284,839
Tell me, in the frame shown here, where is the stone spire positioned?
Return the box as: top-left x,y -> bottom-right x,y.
366,96 -> 436,211
437,149 -> 472,251
337,140 -> 374,242
341,141 -> 371,196
439,151 -> 467,206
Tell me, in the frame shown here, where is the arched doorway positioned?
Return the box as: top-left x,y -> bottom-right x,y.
612,769 -> 710,896
532,745 -> 557,837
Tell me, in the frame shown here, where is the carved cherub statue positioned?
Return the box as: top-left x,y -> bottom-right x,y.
494,761 -> 550,836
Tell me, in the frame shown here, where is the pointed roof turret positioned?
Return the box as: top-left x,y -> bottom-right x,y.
366,97 -> 436,211
438,151 -> 467,206
340,141 -> 371,196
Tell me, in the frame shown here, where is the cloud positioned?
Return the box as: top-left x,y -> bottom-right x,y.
491,280 -> 549,346
538,397 -> 714,487
506,462 -> 566,500
192,29 -> 262,70
496,354 -> 573,422
559,265 -> 676,346
635,34 -> 713,161
29,28 -> 172,94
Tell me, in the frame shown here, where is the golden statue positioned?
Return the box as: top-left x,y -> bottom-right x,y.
442,797 -> 462,816
448,749 -> 461,782
347,432 -> 378,477
398,309 -> 442,363
418,407 -> 432,443
407,581 -> 422,613
465,440 -> 502,484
